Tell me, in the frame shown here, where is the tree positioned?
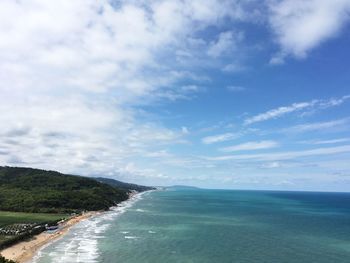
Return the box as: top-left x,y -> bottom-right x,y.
0,255 -> 17,263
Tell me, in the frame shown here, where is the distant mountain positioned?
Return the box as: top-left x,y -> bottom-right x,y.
94,177 -> 155,192
0,166 -> 132,213
167,185 -> 201,190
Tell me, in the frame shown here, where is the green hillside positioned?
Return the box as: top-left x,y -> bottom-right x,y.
0,166 -> 129,213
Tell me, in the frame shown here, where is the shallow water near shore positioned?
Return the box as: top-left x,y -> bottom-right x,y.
32,189 -> 350,263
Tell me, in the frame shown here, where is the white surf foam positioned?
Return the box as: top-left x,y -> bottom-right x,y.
124,236 -> 139,239
30,191 -> 149,263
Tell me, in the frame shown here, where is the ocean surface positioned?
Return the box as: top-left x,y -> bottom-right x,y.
32,189 -> 350,263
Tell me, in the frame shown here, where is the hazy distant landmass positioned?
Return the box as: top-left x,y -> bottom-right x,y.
0,166 -> 153,213
94,177 -> 155,193
167,185 -> 201,190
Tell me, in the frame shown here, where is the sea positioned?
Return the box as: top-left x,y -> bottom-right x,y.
31,189 -> 350,263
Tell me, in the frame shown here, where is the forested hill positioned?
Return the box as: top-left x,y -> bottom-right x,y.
0,166 -> 150,213
95,177 -> 155,192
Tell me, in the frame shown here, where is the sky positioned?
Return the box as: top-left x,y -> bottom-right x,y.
0,0 -> 350,191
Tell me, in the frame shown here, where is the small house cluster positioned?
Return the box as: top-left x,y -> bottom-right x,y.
0,223 -> 37,235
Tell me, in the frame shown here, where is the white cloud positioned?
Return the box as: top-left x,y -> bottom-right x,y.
285,118 -> 349,133
220,140 -> 279,152
0,0 -> 248,102
0,95 -> 184,177
207,31 -> 243,58
319,95 -> 350,108
244,101 -> 316,125
306,138 -> 350,145
0,0 -> 252,181
201,133 -> 240,144
268,0 -> 350,61
1,0 -> 349,189
181,85 -> 201,92
117,162 -> 169,180
244,95 -> 350,125
222,63 -> 246,73
144,150 -> 171,158
207,144 -> 350,161
261,161 -> 281,168
158,85 -> 206,101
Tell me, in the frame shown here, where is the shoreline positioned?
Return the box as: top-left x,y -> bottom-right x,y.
0,190 -> 152,263
0,211 -> 99,263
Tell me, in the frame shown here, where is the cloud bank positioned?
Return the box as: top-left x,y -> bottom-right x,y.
268,0 -> 350,63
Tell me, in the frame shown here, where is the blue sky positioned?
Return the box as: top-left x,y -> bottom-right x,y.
0,0 -> 350,191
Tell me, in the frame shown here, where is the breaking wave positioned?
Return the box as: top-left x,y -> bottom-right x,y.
31,192 -> 149,263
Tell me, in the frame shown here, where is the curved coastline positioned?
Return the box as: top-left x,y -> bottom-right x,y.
0,191 -> 152,263
0,212 -> 99,263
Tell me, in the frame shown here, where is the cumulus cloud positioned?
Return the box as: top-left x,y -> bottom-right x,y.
268,0 -> 350,62
0,0 -> 249,100
0,0 -> 252,181
117,162 -> 169,180
208,31 -> 243,58
1,0 -> 349,188
0,95 -> 184,177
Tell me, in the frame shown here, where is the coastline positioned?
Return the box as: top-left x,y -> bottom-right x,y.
0,190 -> 152,263
0,211 -> 99,263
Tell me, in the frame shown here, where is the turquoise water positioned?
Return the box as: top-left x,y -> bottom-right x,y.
32,189 -> 350,263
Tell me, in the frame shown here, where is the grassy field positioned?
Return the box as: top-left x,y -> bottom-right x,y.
0,211 -> 67,228
0,211 -> 68,247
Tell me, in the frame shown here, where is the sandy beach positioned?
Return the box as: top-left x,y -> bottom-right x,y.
0,212 -> 98,263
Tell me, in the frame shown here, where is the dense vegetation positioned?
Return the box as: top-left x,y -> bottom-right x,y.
0,255 -> 16,263
0,223 -> 47,250
0,211 -> 67,250
95,177 -> 155,192
0,166 -> 129,213
0,211 -> 66,228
